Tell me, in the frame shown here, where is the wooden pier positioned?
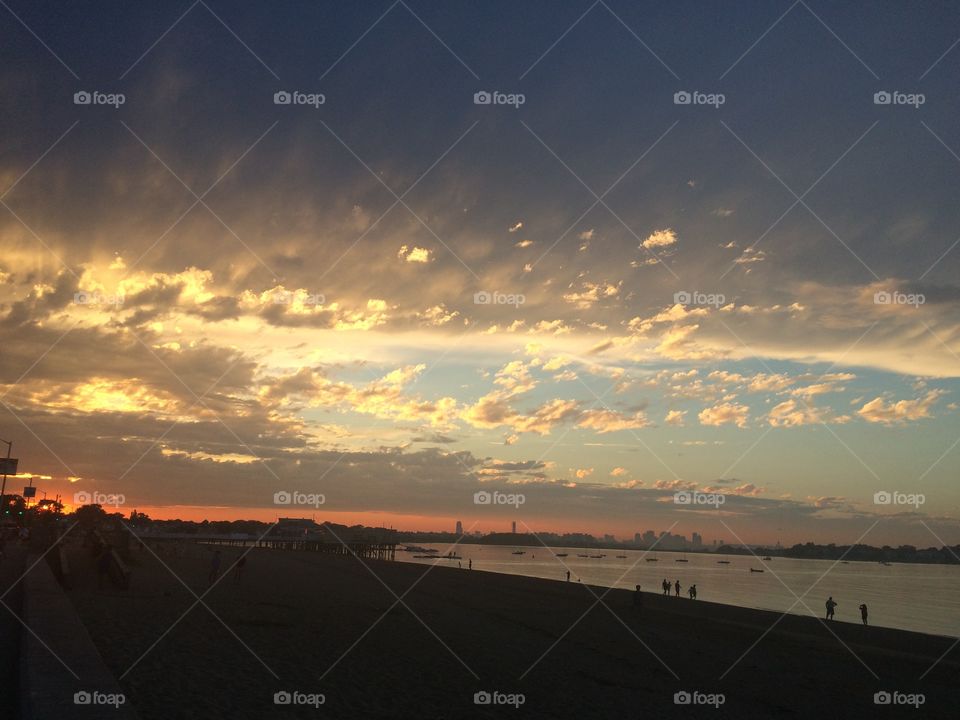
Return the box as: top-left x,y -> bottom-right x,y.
138,533 -> 397,561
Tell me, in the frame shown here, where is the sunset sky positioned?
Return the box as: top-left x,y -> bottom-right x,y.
1,1 -> 959,546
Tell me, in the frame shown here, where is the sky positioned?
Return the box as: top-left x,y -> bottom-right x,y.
1,0 -> 959,546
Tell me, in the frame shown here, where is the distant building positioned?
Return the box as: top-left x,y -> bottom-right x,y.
272,518 -> 322,537
456,520 -> 463,536
692,532 -> 702,548
511,520 -> 516,534
642,530 -> 657,546
603,534 -> 616,543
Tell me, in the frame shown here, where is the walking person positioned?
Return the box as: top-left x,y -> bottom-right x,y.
674,579 -> 681,597
566,570 -> 570,582
688,584 -> 697,600
208,550 -> 222,585
859,603 -> 868,626
825,596 -> 837,620
234,555 -> 246,583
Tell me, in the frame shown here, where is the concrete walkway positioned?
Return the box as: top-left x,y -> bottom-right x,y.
19,550 -> 137,719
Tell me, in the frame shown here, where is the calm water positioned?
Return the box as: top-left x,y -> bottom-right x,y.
398,545 -> 960,637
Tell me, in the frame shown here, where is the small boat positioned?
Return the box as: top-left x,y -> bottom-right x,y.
577,554 -> 590,558
589,555 -> 604,559
645,558 -> 659,562
616,555 -> 627,558
879,560 -> 891,566
675,558 -> 688,562
762,556 -> 772,561
717,561 -> 730,565
512,550 -> 526,555
555,553 -> 568,557
750,568 -> 764,573
841,561 -> 849,564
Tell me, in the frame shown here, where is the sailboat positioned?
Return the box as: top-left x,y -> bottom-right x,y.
675,551 -> 688,563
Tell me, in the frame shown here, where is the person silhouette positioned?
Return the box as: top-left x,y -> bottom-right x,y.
208,550 -> 222,585
688,584 -> 697,600
825,596 -> 837,620
662,578 -> 669,595
566,570 -> 570,582
674,579 -> 681,597
469,559 -> 472,570
233,555 -> 246,583
633,584 -> 642,607
859,603 -> 868,626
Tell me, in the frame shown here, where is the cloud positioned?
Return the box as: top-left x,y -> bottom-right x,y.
641,228 -> 677,249
665,410 -> 686,426
857,390 -> 946,424
578,229 -> 594,241
508,222 -> 523,233
610,467 -> 627,477
698,402 -> 749,428
576,409 -> 651,433
397,245 -> 431,263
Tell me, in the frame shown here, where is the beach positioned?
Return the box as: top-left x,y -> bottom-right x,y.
48,540 -> 957,719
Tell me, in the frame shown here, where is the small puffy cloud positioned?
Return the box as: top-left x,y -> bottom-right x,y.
699,402 -> 749,428
509,221 -> 523,233
734,247 -> 766,265
665,410 -> 686,426
577,409 -> 651,433
642,228 -> 677,249
712,208 -> 735,217
562,281 -> 620,309
578,229 -> 594,241
857,389 -> 946,424
768,399 -> 832,427
515,239 -> 534,248
397,245 -> 431,263
610,467 -> 627,477
574,467 -> 593,479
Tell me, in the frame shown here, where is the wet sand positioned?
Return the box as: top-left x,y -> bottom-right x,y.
61,541 -> 957,719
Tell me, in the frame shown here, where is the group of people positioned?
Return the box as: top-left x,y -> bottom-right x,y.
207,549 -> 247,585
825,596 -> 870,625
661,578 -> 697,600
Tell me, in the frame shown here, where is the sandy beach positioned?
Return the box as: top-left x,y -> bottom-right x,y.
52,540 -> 957,719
